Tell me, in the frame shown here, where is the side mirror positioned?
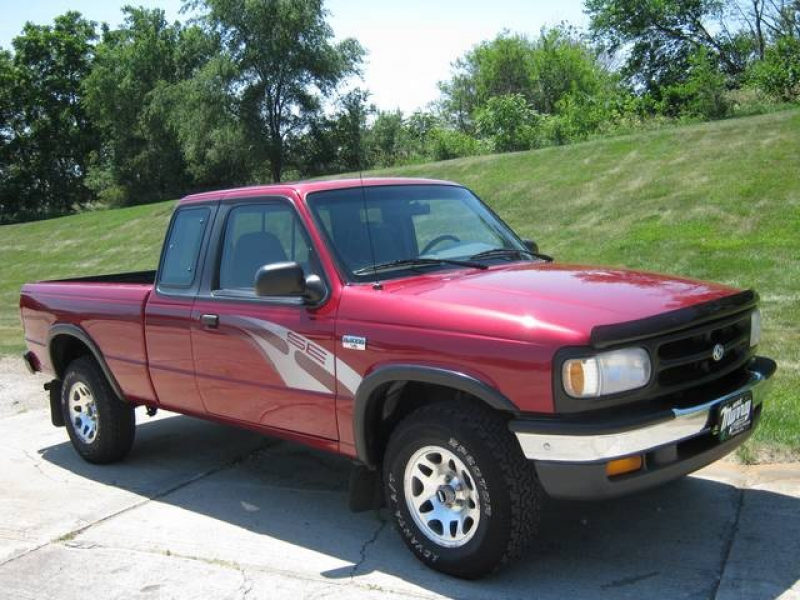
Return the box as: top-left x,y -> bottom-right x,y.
303,274 -> 326,304
254,262 -> 326,304
523,239 -> 539,254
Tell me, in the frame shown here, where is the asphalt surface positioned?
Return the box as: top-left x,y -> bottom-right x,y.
0,364 -> 798,599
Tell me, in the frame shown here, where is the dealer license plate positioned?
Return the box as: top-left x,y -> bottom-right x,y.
714,392 -> 753,442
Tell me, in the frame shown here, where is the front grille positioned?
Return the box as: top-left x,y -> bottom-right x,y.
654,310 -> 753,394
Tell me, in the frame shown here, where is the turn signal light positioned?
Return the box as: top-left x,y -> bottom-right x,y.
605,455 -> 643,477
565,360 -> 588,395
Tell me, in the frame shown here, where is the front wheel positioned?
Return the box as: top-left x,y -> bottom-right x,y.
383,401 -> 542,578
61,356 -> 136,464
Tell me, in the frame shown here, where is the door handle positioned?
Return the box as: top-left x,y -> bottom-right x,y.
200,314 -> 219,328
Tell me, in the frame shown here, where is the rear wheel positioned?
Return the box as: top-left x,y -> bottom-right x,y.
61,356 -> 135,464
383,400 -> 542,578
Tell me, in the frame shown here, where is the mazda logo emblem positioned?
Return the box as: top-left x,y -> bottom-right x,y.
712,344 -> 725,362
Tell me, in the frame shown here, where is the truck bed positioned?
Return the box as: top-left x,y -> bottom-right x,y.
41,270 -> 157,285
20,271 -> 156,404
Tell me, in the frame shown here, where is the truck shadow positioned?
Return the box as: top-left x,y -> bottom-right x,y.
39,414 -> 799,599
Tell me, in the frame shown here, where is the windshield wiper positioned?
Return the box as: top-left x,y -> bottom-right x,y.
469,247 -> 553,262
353,257 -> 488,276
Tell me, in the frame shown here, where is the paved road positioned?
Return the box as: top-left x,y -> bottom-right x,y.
0,368 -> 798,599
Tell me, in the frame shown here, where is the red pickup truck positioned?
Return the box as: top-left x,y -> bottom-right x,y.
20,178 -> 776,578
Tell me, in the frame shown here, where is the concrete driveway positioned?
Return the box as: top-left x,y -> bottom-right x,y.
1,367 -> 799,599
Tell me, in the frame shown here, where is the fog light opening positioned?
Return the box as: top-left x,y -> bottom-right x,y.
606,455 -> 643,477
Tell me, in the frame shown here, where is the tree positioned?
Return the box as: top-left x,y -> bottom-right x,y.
189,0 -> 364,182
437,32 -> 536,129
83,7 -> 207,205
586,0 -> 742,91
729,1 -> 800,59
0,13 -> 98,223
436,62 -> 478,133
587,0 -> 800,93
438,27 -> 612,124
468,33 -> 537,106
528,27 -> 608,113
0,50 -> 19,220
405,110 -> 440,157
296,87 -> 373,176
749,34 -> 800,99
149,25 -> 254,192
332,88 -> 373,172
367,110 -> 407,167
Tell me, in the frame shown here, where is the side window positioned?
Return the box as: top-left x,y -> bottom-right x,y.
217,203 -> 318,291
160,208 -> 210,287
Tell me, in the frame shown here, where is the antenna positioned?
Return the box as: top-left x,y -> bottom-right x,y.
359,170 -> 381,290
357,115 -> 380,290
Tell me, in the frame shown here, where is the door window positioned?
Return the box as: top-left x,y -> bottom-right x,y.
217,203 -> 318,291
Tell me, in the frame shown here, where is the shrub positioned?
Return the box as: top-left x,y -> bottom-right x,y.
725,87 -> 782,117
749,36 -> 800,102
551,91 -> 616,142
660,48 -> 730,120
475,93 -> 538,152
429,128 -> 488,161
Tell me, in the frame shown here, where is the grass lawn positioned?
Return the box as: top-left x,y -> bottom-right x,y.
1,109 -> 798,460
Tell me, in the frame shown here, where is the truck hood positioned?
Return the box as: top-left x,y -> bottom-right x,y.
349,263 -> 741,345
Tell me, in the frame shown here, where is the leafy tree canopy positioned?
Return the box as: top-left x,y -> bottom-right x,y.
586,0 -> 800,92
187,0 -> 364,182
0,12 -> 98,223
83,7 -> 213,205
438,26 -> 612,131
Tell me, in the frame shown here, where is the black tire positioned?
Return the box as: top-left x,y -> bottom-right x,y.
383,400 -> 541,579
61,356 -> 136,464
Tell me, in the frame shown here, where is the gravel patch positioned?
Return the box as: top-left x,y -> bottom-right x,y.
0,356 -> 47,419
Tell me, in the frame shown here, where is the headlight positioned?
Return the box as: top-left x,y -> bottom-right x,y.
750,308 -> 761,347
562,348 -> 651,398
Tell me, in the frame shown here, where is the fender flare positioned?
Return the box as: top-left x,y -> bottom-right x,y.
47,323 -> 127,402
353,364 -> 519,467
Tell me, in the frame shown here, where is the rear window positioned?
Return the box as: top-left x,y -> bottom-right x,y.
159,207 -> 210,287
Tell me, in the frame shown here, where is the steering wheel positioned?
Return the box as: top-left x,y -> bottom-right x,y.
421,235 -> 461,255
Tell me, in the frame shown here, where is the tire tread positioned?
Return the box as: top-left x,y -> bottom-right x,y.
61,356 -> 135,464
384,399 -> 541,577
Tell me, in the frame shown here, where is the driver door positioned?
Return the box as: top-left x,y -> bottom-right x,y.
190,197 -> 339,440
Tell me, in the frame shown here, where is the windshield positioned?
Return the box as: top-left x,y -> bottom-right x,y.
307,184 -> 528,282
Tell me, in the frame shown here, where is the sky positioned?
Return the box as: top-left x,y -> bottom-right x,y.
0,0 -> 588,113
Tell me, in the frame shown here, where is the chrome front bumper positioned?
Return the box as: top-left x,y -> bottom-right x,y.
512,357 -> 776,463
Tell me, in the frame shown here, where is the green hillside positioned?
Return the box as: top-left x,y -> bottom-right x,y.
1,109 -> 798,459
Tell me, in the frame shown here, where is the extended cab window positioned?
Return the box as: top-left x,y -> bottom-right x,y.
160,207 -> 210,287
217,203 -> 318,291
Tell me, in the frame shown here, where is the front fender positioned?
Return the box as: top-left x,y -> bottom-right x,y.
353,364 -> 520,467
